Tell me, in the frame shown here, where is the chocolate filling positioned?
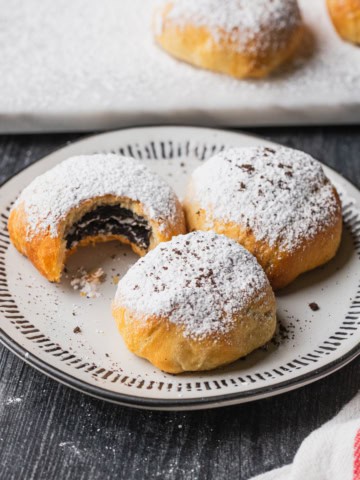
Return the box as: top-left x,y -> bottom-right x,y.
66,204 -> 151,250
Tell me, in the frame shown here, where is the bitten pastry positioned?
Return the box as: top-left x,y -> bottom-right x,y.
113,231 -> 276,374
153,0 -> 304,79
184,146 -> 342,290
327,0 -> 360,44
8,154 -> 186,282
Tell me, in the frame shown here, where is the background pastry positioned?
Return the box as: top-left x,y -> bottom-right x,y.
8,154 -> 186,282
327,0 -> 360,44
154,0 -> 304,79
184,146 -> 342,289
113,231 -> 276,374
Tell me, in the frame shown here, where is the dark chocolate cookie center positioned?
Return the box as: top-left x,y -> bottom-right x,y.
66,204 -> 151,250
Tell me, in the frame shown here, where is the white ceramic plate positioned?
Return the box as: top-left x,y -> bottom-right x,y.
1,127 -> 359,411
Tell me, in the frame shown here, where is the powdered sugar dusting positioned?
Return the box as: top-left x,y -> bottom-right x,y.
5,397 -> 23,406
162,0 -> 302,53
115,231 -> 272,339
13,154 -> 180,239
189,146 -> 340,251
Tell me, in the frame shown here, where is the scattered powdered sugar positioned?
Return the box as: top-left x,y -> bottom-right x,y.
115,231 -> 272,339
5,397 -> 23,406
162,0 -> 301,53
189,146 -> 340,251
70,267 -> 106,298
13,154 -> 180,239
59,442 -> 82,456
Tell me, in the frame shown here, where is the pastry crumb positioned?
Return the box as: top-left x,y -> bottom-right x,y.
70,267 -> 106,298
112,275 -> 120,285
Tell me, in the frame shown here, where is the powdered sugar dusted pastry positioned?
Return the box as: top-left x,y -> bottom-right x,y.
8,154 -> 186,282
113,231 -> 276,374
327,0 -> 360,44
184,146 -> 342,290
153,0 -> 304,79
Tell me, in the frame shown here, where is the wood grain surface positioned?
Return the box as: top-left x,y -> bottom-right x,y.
0,127 -> 359,480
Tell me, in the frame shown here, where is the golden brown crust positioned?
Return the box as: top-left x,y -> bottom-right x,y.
327,0 -> 360,44
183,188 -> 342,290
8,194 -> 186,282
112,285 -> 276,374
154,3 -> 304,79
8,202 -> 65,282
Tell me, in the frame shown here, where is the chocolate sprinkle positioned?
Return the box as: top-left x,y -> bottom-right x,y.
309,302 -> 320,311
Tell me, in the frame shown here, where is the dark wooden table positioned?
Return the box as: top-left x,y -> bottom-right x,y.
0,127 -> 359,480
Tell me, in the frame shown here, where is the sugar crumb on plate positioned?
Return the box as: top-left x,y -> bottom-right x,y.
70,267 -> 106,298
